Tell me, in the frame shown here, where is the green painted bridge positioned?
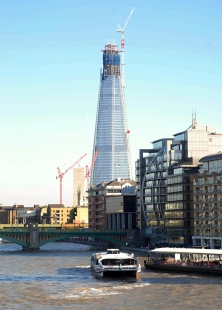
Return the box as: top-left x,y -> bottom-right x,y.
0,223 -> 127,250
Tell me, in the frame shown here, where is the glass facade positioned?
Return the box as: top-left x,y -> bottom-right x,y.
138,118 -> 222,247
193,153 -> 222,249
91,42 -> 131,186
140,146 -> 169,242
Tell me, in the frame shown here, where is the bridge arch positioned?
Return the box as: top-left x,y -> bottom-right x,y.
0,227 -> 127,250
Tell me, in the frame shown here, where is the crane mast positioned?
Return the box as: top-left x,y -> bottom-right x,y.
117,8 -> 135,89
86,150 -> 99,190
56,153 -> 87,204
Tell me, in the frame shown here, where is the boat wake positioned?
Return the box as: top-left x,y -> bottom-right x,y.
50,282 -> 150,300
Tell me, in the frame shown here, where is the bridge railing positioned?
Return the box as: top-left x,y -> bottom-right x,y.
0,224 -> 127,234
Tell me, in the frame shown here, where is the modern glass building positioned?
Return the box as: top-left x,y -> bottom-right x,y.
193,153 -> 222,249
90,41 -> 131,186
136,116 -> 222,247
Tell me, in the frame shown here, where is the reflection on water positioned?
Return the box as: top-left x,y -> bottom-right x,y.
0,242 -> 221,310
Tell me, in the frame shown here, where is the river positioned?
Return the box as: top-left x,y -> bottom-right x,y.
0,241 -> 221,310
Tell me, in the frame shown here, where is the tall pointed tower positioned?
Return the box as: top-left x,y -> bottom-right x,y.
90,40 -> 131,186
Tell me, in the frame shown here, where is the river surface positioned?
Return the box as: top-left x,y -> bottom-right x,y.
0,241 -> 221,310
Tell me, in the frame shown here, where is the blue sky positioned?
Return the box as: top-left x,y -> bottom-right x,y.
1,0 -> 222,207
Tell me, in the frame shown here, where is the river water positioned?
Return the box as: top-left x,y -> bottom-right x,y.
0,241 -> 221,310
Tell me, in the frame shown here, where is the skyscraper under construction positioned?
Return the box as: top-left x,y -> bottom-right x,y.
90,40 -> 131,186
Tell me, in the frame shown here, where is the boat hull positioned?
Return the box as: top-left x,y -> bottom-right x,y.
144,261 -> 222,276
92,267 -> 139,277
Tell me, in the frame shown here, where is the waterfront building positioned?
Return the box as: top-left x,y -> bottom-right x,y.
193,153 -> 222,249
0,204 -> 43,224
73,166 -> 87,207
46,204 -> 75,225
87,178 -> 136,230
90,41 -> 131,186
136,116 -> 222,247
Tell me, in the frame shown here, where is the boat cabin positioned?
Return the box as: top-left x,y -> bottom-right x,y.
107,249 -> 120,254
145,247 -> 222,272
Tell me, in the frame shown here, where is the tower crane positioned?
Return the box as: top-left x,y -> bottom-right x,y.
56,153 -> 87,204
117,8 -> 135,89
86,150 -> 99,190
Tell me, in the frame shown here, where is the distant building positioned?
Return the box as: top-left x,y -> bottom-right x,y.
73,166 -> 87,207
193,152 -> 222,249
88,178 -> 136,230
46,204 -> 75,225
106,195 -> 136,230
73,206 -> 88,228
0,204 -> 41,224
0,204 -> 24,224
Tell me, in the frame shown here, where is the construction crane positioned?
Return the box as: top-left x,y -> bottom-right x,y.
117,8 -> 135,89
56,153 -> 87,204
85,150 -> 99,190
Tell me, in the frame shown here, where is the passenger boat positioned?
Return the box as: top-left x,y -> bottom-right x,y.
144,247 -> 222,275
91,248 -> 141,277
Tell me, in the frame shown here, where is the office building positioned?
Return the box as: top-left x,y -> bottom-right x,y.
193,153 -> 222,249
136,116 -> 222,247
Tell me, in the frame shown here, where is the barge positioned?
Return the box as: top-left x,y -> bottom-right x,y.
144,247 -> 222,275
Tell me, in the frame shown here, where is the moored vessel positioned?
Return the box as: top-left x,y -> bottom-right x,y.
144,247 -> 222,275
91,248 -> 141,277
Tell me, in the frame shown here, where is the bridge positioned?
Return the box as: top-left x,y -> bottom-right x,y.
0,223 -> 127,250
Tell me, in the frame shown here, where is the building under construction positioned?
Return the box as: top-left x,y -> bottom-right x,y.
90,40 -> 132,186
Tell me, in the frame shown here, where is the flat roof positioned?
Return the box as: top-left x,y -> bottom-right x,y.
199,152 -> 222,162
151,138 -> 173,143
151,247 -> 222,255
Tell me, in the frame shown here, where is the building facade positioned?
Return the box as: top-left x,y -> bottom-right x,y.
193,153 -> 222,249
136,117 -> 222,247
73,206 -> 88,228
0,204 -> 40,224
73,166 -> 87,207
90,41 -> 131,186
46,204 -> 75,225
87,178 -> 136,230
106,195 -> 136,230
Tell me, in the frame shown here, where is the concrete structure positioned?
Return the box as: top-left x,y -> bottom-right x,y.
91,41 -> 131,186
136,115 -> 222,248
73,166 -> 87,207
193,152 -> 222,249
88,178 -> 136,230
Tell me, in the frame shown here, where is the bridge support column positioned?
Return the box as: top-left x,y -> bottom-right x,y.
23,223 -> 40,250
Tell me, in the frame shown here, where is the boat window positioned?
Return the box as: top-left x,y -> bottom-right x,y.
101,259 -> 136,266
107,249 -> 120,254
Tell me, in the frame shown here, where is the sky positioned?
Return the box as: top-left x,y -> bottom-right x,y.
1,0 -> 222,207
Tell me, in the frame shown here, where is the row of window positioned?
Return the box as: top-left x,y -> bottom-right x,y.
167,185 -> 183,193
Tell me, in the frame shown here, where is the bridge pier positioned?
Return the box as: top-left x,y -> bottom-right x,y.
23,223 -> 40,251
